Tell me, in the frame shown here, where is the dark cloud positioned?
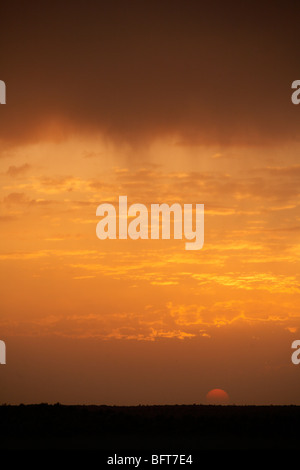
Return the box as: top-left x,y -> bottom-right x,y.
1,1 -> 300,147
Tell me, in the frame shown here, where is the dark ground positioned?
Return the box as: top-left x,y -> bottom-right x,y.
0,404 -> 299,450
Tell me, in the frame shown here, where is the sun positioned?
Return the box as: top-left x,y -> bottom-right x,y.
206,388 -> 230,405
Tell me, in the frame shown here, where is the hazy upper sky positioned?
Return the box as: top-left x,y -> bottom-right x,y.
0,1 -> 300,405
1,1 -> 300,147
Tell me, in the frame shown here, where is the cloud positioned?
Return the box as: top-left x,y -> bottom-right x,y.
6,163 -> 31,177
3,192 -> 29,205
109,165 -> 300,205
1,1 -> 300,147
1,297 -> 299,340
0,249 -> 99,261
3,192 -> 55,206
0,215 -> 17,223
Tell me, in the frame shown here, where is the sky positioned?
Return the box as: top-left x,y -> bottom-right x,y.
0,1 -> 300,405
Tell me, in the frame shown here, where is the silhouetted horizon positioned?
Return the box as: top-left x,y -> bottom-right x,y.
1,403 -> 299,450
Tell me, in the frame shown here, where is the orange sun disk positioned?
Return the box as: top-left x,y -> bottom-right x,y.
206,388 -> 230,405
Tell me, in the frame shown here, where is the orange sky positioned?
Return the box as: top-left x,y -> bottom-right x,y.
1,1 -> 300,405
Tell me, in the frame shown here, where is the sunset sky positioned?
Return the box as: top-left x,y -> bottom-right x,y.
1,1 -> 300,405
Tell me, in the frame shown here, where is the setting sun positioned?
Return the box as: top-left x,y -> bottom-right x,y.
206,389 -> 230,405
